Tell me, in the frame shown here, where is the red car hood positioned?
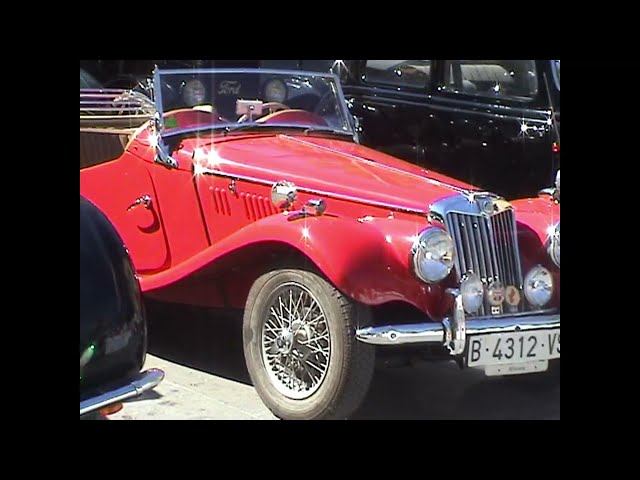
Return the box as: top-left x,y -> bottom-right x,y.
183,134 -> 477,213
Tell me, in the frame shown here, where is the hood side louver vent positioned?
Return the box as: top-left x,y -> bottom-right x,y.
211,187 -> 232,216
241,193 -> 278,221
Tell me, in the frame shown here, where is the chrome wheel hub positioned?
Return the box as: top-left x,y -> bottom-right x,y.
275,328 -> 294,355
261,283 -> 331,400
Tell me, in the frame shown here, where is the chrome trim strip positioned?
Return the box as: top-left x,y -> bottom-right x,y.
193,164 -> 430,215
507,209 -> 524,288
356,313 -> 559,347
345,86 -> 551,119
355,323 -> 445,345
155,67 -> 341,78
445,288 -> 465,354
79,368 -> 164,416
430,191 -> 512,220
465,314 -> 560,335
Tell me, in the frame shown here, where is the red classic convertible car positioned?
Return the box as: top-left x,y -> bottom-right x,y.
79,68 -> 560,420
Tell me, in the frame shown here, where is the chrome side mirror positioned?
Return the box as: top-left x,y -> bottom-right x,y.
152,114 -> 178,168
305,199 -> 326,216
271,181 -> 298,210
152,118 -> 178,169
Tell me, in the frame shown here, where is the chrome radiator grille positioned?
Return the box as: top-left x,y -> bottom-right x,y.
445,209 -> 524,315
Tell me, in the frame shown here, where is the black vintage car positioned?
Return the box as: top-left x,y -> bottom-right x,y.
80,196 -> 164,419
330,60 -> 560,199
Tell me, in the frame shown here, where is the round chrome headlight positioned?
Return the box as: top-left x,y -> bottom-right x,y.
524,265 -> 554,307
411,228 -> 455,284
264,79 -> 287,103
183,79 -> 206,106
460,272 -> 484,314
547,221 -> 560,268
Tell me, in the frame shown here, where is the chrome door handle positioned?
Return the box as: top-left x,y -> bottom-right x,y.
127,195 -> 152,211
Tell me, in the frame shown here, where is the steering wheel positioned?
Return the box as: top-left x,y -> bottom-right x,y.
313,92 -> 336,116
262,102 -> 290,113
237,101 -> 291,122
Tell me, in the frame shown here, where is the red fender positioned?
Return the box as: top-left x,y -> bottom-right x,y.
140,213 -> 450,318
511,196 -> 560,306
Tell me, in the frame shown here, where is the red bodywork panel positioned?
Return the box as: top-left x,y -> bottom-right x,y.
80,121 -> 559,318
511,197 -> 561,303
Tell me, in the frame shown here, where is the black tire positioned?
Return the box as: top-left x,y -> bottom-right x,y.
243,268 -> 375,420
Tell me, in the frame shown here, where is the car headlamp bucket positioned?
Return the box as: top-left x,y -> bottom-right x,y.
460,272 -> 484,314
524,265 -> 554,307
411,228 -> 455,284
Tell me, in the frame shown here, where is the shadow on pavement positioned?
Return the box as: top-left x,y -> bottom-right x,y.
145,300 -> 251,385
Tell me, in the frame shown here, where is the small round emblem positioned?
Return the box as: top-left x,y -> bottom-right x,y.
505,285 -> 521,307
486,281 -> 505,306
480,198 -> 495,214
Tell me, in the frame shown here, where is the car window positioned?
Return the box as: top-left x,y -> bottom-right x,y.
363,60 -> 432,89
443,60 -> 538,100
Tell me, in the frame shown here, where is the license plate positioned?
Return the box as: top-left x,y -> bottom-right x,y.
484,360 -> 549,376
467,329 -> 560,367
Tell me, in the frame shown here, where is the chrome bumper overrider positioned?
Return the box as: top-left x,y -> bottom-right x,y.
80,368 -> 165,416
356,289 -> 560,355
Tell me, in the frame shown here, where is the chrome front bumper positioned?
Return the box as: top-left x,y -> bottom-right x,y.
80,368 -> 165,416
356,289 -> 560,355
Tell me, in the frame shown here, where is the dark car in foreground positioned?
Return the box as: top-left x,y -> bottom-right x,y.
80,196 -> 164,419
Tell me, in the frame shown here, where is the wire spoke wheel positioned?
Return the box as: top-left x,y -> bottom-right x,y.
244,268 -> 375,420
261,283 -> 330,400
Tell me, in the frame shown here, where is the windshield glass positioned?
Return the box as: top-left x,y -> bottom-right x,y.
153,69 -> 354,138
